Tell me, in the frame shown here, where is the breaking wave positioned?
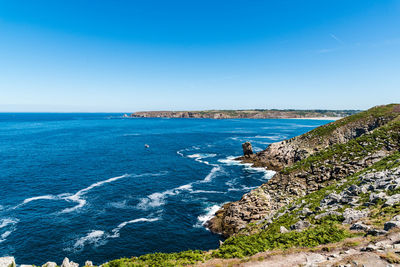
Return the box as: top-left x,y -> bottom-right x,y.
15,172 -> 168,213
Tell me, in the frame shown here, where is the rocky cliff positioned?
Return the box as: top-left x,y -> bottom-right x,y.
207,104 -> 400,237
130,109 -> 359,119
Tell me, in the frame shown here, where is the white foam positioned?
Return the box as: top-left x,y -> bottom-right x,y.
73,230 -> 106,249
0,218 -> 18,243
61,174 -> 130,213
218,156 -> 251,166
16,172 -> 168,213
137,184 -> 193,210
190,190 -> 223,194
72,217 -> 159,249
227,186 -> 257,192
110,217 -> 159,238
201,166 -> 222,183
243,166 -> 276,180
0,218 -> 19,229
0,230 -> 12,243
195,204 -> 222,228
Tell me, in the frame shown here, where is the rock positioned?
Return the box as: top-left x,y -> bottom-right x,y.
384,221 -> 400,231
0,257 -> 15,267
290,220 -> 311,231
343,208 -> 368,224
42,262 -> 57,267
361,244 -> 379,251
279,226 -> 289,233
350,222 -> 371,231
384,194 -> 400,206
61,258 -> 79,267
369,192 -> 387,203
20,265 -> 34,267
315,211 -> 342,220
242,142 -> 253,156
84,261 -> 93,267
367,229 -> 388,236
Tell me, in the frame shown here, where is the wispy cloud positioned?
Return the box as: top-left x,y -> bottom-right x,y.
330,34 -> 344,44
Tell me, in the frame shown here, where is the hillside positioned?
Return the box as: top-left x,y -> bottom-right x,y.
130,109 -> 359,119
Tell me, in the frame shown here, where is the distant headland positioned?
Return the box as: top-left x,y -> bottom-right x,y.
130,109 -> 361,120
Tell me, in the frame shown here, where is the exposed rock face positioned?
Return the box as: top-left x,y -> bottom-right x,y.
242,142 -> 253,157
130,110 -> 358,119
61,258 -> 79,267
207,104 -> 400,237
0,257 -> 15,267
239,105 -> 399,171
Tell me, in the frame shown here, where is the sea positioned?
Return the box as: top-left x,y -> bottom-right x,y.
0,113 -> 332,265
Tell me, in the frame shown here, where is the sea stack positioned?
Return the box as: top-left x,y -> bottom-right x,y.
242,141 -> 253,157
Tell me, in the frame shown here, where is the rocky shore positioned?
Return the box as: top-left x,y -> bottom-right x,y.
4,104 -> 400,267
130,109 -> 359,119
207,104 -> 400,237
0,257 -> 91,267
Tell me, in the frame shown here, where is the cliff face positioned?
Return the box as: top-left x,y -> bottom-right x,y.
130,109 -> 359,119
207,104 -> 400,237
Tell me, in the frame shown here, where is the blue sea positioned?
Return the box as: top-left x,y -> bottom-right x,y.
0,113 -> 332,265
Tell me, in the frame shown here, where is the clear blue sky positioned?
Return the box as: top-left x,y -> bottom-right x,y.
0,0 -> 399,112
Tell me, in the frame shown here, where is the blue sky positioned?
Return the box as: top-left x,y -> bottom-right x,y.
0,0 -> 399,112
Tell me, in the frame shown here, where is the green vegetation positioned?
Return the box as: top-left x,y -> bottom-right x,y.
283,119 -> 400,174
306,104 -> 399,139
213,224 -> 349,259
103,250 -> 210,267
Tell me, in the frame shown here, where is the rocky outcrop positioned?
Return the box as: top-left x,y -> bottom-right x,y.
242,142 -> 253,157
0,257 -> 15,267
207,104 -> 400,237
239,104 -> 400,170
0,257 -> 95,267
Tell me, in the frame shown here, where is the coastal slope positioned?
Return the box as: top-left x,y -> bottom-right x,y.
207,104 -> 400,236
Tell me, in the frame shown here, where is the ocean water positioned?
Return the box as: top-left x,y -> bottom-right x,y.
0,113 -> 332,265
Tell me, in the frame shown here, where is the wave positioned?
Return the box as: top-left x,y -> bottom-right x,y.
15,172 -> 168,213
227,185 -> 257,192
72,217 -> 159,249
136,184 -> 193,210
187,153 -> 217,166
219,156 -> 276,181
190,190 -> 223,194
73,230 -> 106,249
0,218 -> 19,229
200,166 -> 222,183
194,204 -> 222,228
0,218 -> 19,243
61,174 -> 131,213
110,217 -> 159,238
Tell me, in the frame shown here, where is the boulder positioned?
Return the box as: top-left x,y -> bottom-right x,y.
290,220 -> 311,231
279,226 -> 289,233
314,211 -> 342,220
367,229 -> 387,236
61,258 -> 79,267
242,142 -> 253,156
384,221 -> 400,231
384,194 -> 400,206
343,208 -> 368,224
42,262 -> 57,267
369,192 -> 387,203
350,222 -> 371,231
0,257 -> 15,267
84,261 -> 93,267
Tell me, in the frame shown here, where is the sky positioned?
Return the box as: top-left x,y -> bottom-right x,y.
0,0 -> 400,112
